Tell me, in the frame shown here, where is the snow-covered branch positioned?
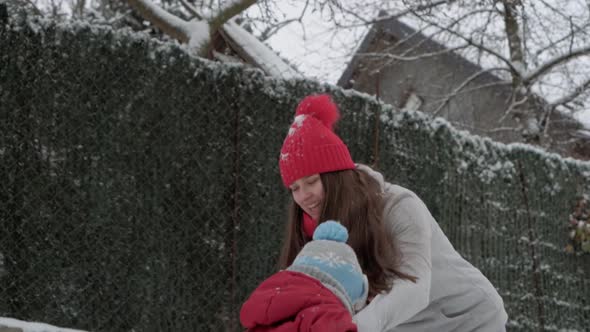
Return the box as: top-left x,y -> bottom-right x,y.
220,20 -> 301,79
127,0 -> 208,50
178,0 -> 201,20
127,0 -> 257,55
209,0 -> 257,32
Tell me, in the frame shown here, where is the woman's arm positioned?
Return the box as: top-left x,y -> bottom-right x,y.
353,190 -> 433,331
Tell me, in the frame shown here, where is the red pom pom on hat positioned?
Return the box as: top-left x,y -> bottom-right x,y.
295,94 -> 340,130
279,94 -> 355,188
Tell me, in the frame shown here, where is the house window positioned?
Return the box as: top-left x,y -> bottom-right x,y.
402,92 -> 423,111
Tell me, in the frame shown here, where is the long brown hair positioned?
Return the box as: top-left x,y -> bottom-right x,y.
278,168 -> 416,298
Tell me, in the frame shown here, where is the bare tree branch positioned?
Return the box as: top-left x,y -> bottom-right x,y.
499,93 -> 529,123
258,18 -> 299,40
410,11 -> 516,72
390,8 -> 494,63
432,67 -> 509,115
449,81 -> 513,96
258,0 -> 311,41
539,0 -> 590,37
327,0 -> 457,29
359,43 -> 471,62
523,45 -> 590,83
548,77 -> 590,107
534,23 -> 590,58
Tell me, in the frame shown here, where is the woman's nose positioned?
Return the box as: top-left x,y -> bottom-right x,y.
301,186 -> 312,200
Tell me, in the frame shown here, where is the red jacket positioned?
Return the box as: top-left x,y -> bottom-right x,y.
240,270 -> 357,332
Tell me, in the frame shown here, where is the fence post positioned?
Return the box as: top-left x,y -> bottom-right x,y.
516,160 -> 545,331
229,99 -> 241,332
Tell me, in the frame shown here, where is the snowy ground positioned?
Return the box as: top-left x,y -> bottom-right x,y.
0,318 -> 86,332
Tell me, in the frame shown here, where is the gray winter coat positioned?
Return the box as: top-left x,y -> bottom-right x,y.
353,165 -> 508,332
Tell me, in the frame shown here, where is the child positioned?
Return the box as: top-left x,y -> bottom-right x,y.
240,221 -> 368,331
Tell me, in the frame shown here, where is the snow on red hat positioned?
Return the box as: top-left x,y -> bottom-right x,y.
279,94 -> 355,187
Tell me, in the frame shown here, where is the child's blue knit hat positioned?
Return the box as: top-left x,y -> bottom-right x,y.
288,221 -> 368,313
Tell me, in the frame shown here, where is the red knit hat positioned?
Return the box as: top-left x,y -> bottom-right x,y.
279,94 -> 355,187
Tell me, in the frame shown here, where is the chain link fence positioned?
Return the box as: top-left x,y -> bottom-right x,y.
1,17 -> 589,331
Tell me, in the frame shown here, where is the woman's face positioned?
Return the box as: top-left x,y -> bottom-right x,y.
290,173 -> 325,221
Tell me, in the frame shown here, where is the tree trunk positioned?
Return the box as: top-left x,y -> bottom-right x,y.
501,0 -> 541,143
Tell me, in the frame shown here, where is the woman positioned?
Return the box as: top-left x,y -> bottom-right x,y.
277,94 -> 508,331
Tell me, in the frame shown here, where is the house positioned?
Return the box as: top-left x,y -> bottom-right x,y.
338,13 -> 589,159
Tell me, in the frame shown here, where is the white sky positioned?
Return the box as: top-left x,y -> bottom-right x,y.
246,2 -> 367,85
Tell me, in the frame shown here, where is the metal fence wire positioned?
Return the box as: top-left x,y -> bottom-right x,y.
1,18 -> 589,332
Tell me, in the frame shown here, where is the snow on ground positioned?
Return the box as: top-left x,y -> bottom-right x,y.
0,317 -> 86,332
